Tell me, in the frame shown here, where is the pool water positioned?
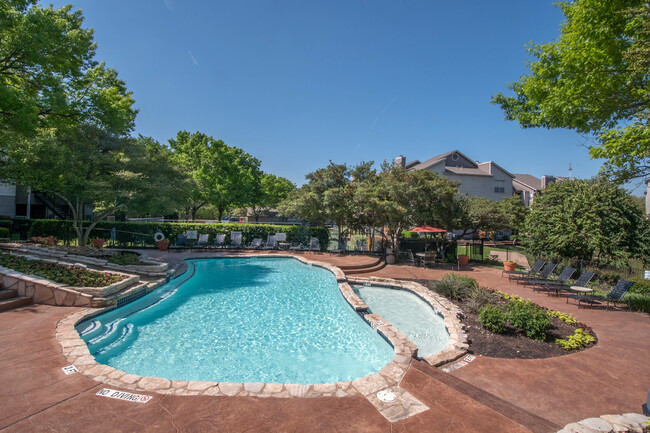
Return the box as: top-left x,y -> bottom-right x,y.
352,285 -> 449,357
78,257 -> 393,384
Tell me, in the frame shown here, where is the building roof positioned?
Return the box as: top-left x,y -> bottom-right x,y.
444,166 -> 492,176
408,150 -> 479,171
478,161 -> 515,179
512,173 -> 542,191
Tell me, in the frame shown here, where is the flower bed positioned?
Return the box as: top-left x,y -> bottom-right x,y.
0,253 -> 126,287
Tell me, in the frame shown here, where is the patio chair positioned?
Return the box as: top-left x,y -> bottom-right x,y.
169,234 -> 188,251
527,266 -> 576,291
407,250 -> 421,266
571,279 -> 635,310
515,262 -> 557,285
196,233 -> 209,248
249,238 -> 263,249
505,259 -> 546,281
263,234 -> 277,249
421,251 -> 437,268
212,234 -> 226,248
228,231 -> 242,249
275,232 -> 289,250
309,237 -> 320,252
558,271 -> 596,299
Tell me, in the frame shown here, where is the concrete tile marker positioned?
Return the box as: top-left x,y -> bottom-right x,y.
96,388 -> 152,403
61,365 -> 78,375
441,354 -> 476,373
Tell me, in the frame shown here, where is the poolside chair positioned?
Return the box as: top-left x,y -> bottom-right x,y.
263,234 -> 277,249
421,251 -> 437,268
275,232 -> 288,250
196,233 -> 209,248
527,266 -> 576,291
309,237 -> 320,252
516,262 -> 557,285
213,234 -> 226,249
407,250 -> 421,267
169,234 -> 187,251
571,279 -> 635,310
228,231 -> 242,249
505,259 -> 546,281
249,238 -> 263,249
558,271 -> 596,299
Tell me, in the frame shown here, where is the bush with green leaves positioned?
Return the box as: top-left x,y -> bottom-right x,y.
505,300 -> 552,341
630,278 -> 650,296
478,305 -> 507,334
546,310 -> 578,325
429,273 -> 478,301
0,227 -> 8,238
466,287 -> 494,314
555,328 -> 595,350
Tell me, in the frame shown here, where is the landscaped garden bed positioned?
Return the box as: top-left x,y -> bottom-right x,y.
0,253 -> 127,287
421,274 -> 597,359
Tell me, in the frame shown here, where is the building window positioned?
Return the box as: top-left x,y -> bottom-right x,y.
494,180 -> 505,193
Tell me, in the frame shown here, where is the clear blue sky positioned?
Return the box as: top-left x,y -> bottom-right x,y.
49,0 -> 642,194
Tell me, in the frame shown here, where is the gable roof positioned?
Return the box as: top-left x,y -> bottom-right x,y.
409,150 -> 479,171
512,173 -> 542,191
478,161 -> 515,179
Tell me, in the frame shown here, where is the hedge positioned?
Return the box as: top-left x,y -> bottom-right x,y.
0,227 -> 9,238
27,219 -> 330,251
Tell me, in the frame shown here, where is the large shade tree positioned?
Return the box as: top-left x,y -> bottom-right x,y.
492,0 -> 650,183
524,179 -> 649,265
249,173 -> 296,222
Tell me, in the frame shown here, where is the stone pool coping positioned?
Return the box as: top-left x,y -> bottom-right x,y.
55,253 -> 465,402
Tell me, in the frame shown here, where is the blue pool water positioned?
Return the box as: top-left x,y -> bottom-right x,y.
78,257 -> 394,384
352,285 -> 449,357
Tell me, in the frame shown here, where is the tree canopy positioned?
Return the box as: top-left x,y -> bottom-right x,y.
249,173 -> 296,222
492,0 -> 650,183
0,1 -> 137,148
524,179 -> 649,265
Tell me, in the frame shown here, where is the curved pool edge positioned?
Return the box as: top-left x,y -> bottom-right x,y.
55,253 -> 459,399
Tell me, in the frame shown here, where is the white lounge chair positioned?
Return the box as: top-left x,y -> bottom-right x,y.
228,231 -> 242,248
263,235 -> 277,249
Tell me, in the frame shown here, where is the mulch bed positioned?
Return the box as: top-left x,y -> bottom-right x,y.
416,279 -> 597,359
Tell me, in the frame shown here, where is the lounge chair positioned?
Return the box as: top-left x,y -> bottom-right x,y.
169,234 -> 188,251
571,279 -> 635,310
196,233 -> 209,248
527,266 -> 576,291
559,271 -> 596,299
249,238 -> 263,249
516,262 -> 557,285
421,251 -> 437,268
213,234 -> 226,248
505,259 -> 546,281
309,237 -> 320,252
228,231 -> 242,249
263,235 -> 277,249
275,233 -> 288,250
407,250 -> 421,266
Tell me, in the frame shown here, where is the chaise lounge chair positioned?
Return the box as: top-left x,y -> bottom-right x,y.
275,233 -> 288,249
515,262 -> 557,285
308,237 -> 320,252
263,234 -> 277,249
505,259 -> 546,281
212,234 -> 226,249
527,266 -> 576,291
196,233 -> 209,248
228,231 -> 242,249
570,279 -> 635,310
249,238 -> 263,249
557,271 -> 596,299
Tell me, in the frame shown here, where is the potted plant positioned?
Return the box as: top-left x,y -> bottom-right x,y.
157,239 -> 170,251
503,260 -> 517,272
91,238 -> 105,248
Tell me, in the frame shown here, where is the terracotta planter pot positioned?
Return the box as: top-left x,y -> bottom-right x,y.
157,240 -> 170,251
457,255 -> 469,267
91,239 -> 105,248
503,261 -> 516,272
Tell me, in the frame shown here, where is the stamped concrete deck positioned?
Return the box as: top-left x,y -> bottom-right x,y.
1,251 -> 648,432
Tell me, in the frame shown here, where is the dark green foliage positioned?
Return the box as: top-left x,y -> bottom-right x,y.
0,227 -> 9,238
106,252 -> 153,266
478,305 -> 507,334
630,278 -> 650,296
524,179 -> 649,266
26,220 -> 329,251
505,300 -> 552,341
466,287 -> 495,314
429,273 -> 478,301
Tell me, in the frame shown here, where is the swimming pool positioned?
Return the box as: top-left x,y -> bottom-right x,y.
78,257 -> 394,384
352,284 -> 449,357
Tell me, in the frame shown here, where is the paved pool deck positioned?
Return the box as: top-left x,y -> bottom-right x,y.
1,251 -> 648,432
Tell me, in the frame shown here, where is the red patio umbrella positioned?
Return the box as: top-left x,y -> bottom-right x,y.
408,226 -> 447,255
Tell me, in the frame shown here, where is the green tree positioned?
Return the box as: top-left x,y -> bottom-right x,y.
169,131 -> 262,221
458,197 -> 510,241
498,196 -> 530,234
492,0 -> 649,182
250,173 -> 296,222
524,179 -> 649,265
0,1 -> 137,147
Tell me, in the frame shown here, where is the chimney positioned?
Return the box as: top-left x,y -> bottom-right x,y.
395,155 -> 406,168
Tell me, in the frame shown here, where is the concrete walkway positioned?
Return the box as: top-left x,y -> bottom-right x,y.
1,252 -> 648,432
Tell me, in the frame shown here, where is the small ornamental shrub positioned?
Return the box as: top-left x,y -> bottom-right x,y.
30,236 -> 59,246
630,278 -> 650,296
466,287 -> 494,314
546,310 -> 578,325
0,253 -> 126,287
429,273 -> 478,301
478,305 -> 507,334
0,227 -> 8,238
107,252 -> 152,266
506,300 -> 552,341
555,328 -> 595,350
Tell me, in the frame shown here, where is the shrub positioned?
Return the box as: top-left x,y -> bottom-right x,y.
555,328 -> 595,350
628,294 -> 650,313
429,273 -> 478,301
630,278 -> 650,296
506,300 -> 552,341
0,227 -> 8,238
478,305 -> 507,334
546,310 -> 578,325
30,236 -> 59,246
466,287 -> 494,314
